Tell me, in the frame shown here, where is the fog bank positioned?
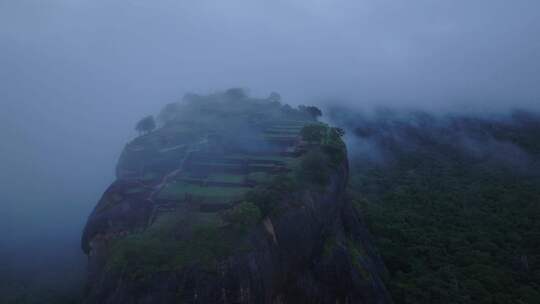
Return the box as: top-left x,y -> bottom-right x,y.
1,0 -> 539,300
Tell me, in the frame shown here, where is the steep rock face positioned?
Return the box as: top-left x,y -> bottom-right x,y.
81,91 -> 392,303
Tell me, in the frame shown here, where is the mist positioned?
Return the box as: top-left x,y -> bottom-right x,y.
1,0 -> 540,301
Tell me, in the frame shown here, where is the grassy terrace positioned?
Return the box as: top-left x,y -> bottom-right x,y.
190,158 -> 288,166
206,173 -> 246,183
263,125 -> 303,137
227,154 -> 292,162
248,163 -> 282,169
152,115 -> 308,207
275,127 -> 307,130
190,162 -> 244,169
266,124 -> 305,129
186,164 -> 285,175
264,129 -> 301,135
261,122 -> 308,134
263,133 -> 299,139
188,155 -> 290,170
246,172 -> 273,183
268,123 -> 305,127
157,180 -> 251,202
269,120 -> 310,125
188,157 -> 247,164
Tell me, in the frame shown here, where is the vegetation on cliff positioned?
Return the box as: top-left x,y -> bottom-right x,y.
83,89 -> 352,287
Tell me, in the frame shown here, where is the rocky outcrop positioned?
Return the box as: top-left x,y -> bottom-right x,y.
81,91 -> 392,303
83,160 -> 390,304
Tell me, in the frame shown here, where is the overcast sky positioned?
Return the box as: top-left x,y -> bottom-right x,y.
1,0 -> 540,245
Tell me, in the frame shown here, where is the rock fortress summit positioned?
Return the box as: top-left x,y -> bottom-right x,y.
81,89 -> 392,304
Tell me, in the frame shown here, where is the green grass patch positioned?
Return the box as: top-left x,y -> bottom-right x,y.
106,211 -> 247,278
249,163 -> 280,169
323,234 -> 337,258
263,134 -> 299,139
206,173 -> 246,183
264,129 -> 301,135
346,238 -> 373,281
229,154 -> 293,163
191,162 -> 243,168
142,171 -> 159,181
158,181 -> 251,200
222,201 -> 262,231
269,126 -> 304,130
271,120 -> 310,126
247,172 -> 272,183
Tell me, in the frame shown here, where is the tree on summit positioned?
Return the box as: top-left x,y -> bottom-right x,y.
299,105 -> 323,120
135,115 -> 156,135
333,127 -> 345,137
268,92 -> 282,103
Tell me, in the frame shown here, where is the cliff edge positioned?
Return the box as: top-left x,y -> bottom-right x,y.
81,89 -> 392,304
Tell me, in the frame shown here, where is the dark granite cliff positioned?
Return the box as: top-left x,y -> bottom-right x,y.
81,90 -> 392,303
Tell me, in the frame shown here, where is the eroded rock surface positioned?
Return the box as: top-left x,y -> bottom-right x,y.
81,90 -> 392,304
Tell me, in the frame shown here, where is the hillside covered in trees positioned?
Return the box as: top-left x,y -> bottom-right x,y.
328,107 -> 540,303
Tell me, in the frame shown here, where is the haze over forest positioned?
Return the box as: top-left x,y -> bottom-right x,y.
1,0 -> 540,302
